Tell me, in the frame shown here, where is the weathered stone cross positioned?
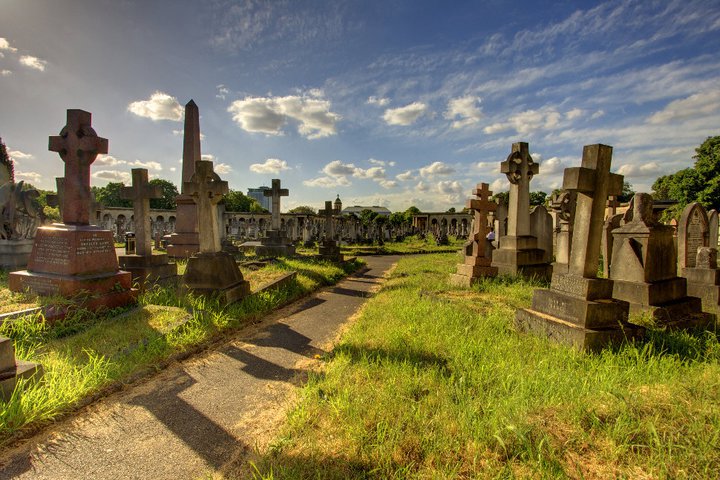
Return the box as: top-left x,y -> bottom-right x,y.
184,161 -> 228,254
501,142 -> 538,238
318,201 -> 335,240
563,144 -> 623,278
48,109 -> 108,225
264,179 -> 289,231
121,168 -> 162,257
467,183 -> 496,257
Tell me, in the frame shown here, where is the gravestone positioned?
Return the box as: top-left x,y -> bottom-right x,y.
182,160 -> 250,304
515,144 -> 641,351
253,179 -> 295,257
318,201 -> 343,262
491,143 -> 552,280
611,194 -> 714,328
493,198 -> 508,249
549,190 -> 576,268
166,100 -> 201,257
450,183 -> 498,286
530,205 -> 553,264
117,168 -> 177,287
9,109 -> 137,310
0,336 -> 42,400
601,213 -> 623,277
679,203 -> 720,315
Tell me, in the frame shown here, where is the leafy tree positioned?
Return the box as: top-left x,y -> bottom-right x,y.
0,138 -> 13,184
359,209 -> 378,225
288,205 -> 316,215
149,179 -> 178,210
617,181 -> 635,203
492,191 -> 509,205
223,189 -> 265,212
529,191 -> 547,206
91,182 -> 132,208
389,211 -> 405,227
446,207 -> 456,213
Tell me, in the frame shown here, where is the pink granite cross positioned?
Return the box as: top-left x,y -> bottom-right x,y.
48,110 -> 108,225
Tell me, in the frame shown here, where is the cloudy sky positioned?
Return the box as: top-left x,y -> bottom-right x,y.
1,0 -> 719,212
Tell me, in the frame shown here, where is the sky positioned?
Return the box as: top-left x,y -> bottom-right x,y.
1,0 -> 719,213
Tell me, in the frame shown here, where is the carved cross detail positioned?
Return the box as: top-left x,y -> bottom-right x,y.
318,201 -> 335,240
184,161 -> 228,254
500,142 -> 538,237
264,178 -> 289,231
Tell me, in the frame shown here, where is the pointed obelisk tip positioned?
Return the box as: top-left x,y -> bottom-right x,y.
186,99 -> 197,108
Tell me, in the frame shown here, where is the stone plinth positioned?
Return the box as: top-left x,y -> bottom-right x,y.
0,336 -> 42,400
165,196 -> 199,258
318,240 -> 343,262
0,239 -> 34,269
182,252 -> 250,305
254,229 -> 296,257
118,253 -> 178,288
491,237 -> 552,280
683,248 -> 720,314
9,225 -> 137,309
450,256 -> 498,286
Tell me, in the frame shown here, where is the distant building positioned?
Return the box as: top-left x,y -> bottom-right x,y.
334,194 -> 342,213
247,186 -> 271,212
341,205 -> 391,217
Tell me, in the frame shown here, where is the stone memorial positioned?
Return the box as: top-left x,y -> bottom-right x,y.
253,179 -> 295,257
549,190 -> 576,268
166,100 -> 201,257
492,198 -> 508,249
0,161 -> 42,268
601,213 -> 623,277
610,194 -> 714,328
0,336 -> 42,400
515,144 -> 641,351
9,109 -> 137,310
530,205 -> 553,264
678,203 -> 720,315
450,183 -> 498,286
318,201 -> 343,262
491,142 -> 552,280
117,168 -> 177,286
182,160 -> 250,304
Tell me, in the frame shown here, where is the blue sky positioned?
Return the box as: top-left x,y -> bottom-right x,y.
1,0 -> 719,212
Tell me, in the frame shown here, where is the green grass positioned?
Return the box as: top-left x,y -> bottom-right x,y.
0,256 -> 363,444
250,253 -> 720,479
340,234 -> 464,256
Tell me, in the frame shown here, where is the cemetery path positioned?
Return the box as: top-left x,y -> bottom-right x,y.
0,255 -> 400,480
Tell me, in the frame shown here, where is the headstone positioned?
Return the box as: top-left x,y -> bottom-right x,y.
182,160 -> 250,304
249,179 -> 295,257
493,198 -> 508,249
117,169 -> 177,287
318,201 -> 343,262
530,205 -> 553,264
679,203 -> 720,316
611,194 -> 714,328
9,109 -> 137,311
601,213 -> 623,277
491,143 -> 552,280
515,144 -> 642,351
549,190 -> 576,267
450,183 -> 498,286
0,336 -> 42,400
166,100 -> 201,257
709,210 -> 719,248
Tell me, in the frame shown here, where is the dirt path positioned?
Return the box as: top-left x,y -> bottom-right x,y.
0,256 -> 399,480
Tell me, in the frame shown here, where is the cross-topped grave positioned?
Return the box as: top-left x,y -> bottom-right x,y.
48,110 -> 108,225
451,182 -> 498,286
247,178 -> 295,257
264,179 -> 289,231
319,200 -> 335,240
317,200 -> 343,262
121,169 -> 162,257
184,160 -> 228,254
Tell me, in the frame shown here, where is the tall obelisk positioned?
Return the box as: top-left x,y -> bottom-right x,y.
166,100 -> 201,257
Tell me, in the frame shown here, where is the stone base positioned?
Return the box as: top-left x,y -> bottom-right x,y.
630,297 -> 716,330
531,288 -> 630,329
450,260 -> 498,286
319,241 -> 343,262
118,253 -> 178,287
182,252 -> 251,305
492,246 -> 552,281
686,282 -> 720,314
0,336 -> 43,400
254,244 -> 296,257
165,232 -> 200,258
612,277 -> 689,306
0,239 -> 34,269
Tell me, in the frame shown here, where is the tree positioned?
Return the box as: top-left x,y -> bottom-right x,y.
92,182 -> 132,208
446,207 -> 456,213
529,191 -> 547,206
288,205 -> 316,215
617,181 -> 635,203
492,191 -> 509,205
0,138 -> 14,184
223,189 -> 265,212
389,211 -> 405,227
359,208 -> 378,225
149,179 -> 178,210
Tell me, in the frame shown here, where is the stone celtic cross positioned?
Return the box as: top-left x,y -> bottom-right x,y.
501,142 -> 538,238
563,144 -> 623,278
264,179 -> 289,231
48,109 -> 108,225
121,169 -> 162,257
184,161 -> 228,254
318,201 -> 335,239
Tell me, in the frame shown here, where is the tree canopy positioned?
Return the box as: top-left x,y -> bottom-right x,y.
0,138 -> 15,184
149,179 -> 178,210
222,189 -> 265,213
92,182 -> 132,208
288,205 -> 316,215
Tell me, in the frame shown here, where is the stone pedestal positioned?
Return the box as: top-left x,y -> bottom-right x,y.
8,225 -> 137,310
182,252 -> 250,305
516,273 -> 642,351
166,196 -> 200,258
491,235 -> 552,280
0,239 -> 34,269
685,266 -> 720,314
318,240 -> 343,262
118,253 -> 178,288
0,336 -> 42,400
254,229 -> 296,257
450,256 -> 498,286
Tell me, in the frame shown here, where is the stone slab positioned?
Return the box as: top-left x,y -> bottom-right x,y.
0,360 -> 43,400
531,288 -> 630,329
9,269 -> 133,297
550,273 -> 614,300
686,282 -> 720,313
182,252 -> 251,305
682,267 -> 720,285
498,235 -> 538,250
454,263 -> 498,278
612,277 -> 688,306
0,239 -> 34,269
26,226 -> 118,276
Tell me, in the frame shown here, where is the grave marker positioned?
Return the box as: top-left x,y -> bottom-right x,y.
251,178 -> 295,257
318,200 -> 343,262
679,202 -> 720,316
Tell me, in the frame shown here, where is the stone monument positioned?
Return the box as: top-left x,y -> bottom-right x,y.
117,168 -> 177,286
0,336 -> 42,400
318,201 -> 343,262
491,142 -> 552,280
166,100 -> 201,257
450,183 -> 498,286
515,144 -> 641,351
9,109 -> 137,310
182,160 -> 250,304
253,179 -> 295,257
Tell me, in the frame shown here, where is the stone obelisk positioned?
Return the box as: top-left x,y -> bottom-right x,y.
166,100 -> 201,257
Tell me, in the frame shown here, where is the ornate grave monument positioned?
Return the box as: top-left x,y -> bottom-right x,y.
515,144 -> 641,351
0,336 -> 42,400
450,183 -> 497,286
117,169 -> 177,286
253,179 -> 295,257
491,142 -> 552,280
318,201 -> 343,262
182,160 -> 250,304
166,100 -> 201,257
9,110 -> 137,310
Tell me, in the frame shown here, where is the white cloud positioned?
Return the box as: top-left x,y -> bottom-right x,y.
92,170 -> 131,183
382,102 -> 428,126
303,176 -> 351,188
128,91 -> 183,122
323,160 -> 356,176
647,90 -> 720,124
436,180 -> 464,195
8,149 -> 33,161
416,181 -> 430,192
419,161 -> 455,177
14,171 -> 42,183
227,93 -> 340,139
565,108 -> 583,120
215,163 -> 232,174
616,161 -> 661,178
490,178 -> 508,193
0,38 -> 17,52
95,155 -> 126,167
250,158 -> 291,174
367,96 -> 390,107
355,166 -> 386,180
444,95 -> 483,129
19,55 -> 47,71
1,70 -> 11,76
201,154 -> 215,162
128,160 -> 162,170
396,170 -> 415,181
378,179 -> 398,189
539,156 -> 568,175
216,84 -> 229,100
590,110 -> 605,120
483,107 -> 562,135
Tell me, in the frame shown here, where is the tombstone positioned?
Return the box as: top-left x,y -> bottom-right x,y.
251,179 -> 295,257
117,168 -> 177,287
0,162 -> 42,268
181,161 -> 250,304
600,213 -> 623,277
709,210 -> 719,248
493,198 -> 508,249
611,194 -> 714,328
0,336 -> 42,400
166,100 -> 201,257
549,190 -> 576,268
530,205 -> 553,264
302,218 -> 314,247
678,203 -> 720,315
450,183 -> 498,286
515,144 -> 642,351
490,143 -> 552,280
9,109 -> 137,311
318,201 -> 343,262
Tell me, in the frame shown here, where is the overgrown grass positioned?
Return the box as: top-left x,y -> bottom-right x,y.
251,253 -> 720,479
0,256 -> 363,444
340,234 -> 464,256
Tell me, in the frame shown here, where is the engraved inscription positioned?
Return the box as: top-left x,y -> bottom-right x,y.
76,234 -> 114,256
23,276 -> 60,295
686,210 -> 707,268
551,274 -> 585,297
33,236 -> 70,266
